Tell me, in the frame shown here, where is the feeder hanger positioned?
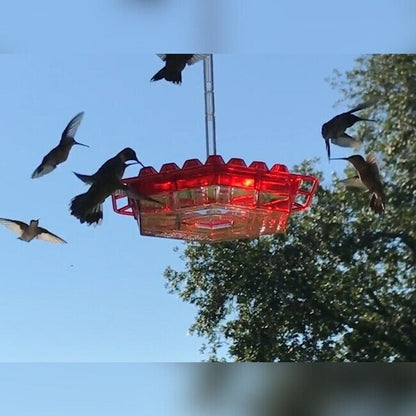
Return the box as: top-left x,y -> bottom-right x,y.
204,55 -> 217,157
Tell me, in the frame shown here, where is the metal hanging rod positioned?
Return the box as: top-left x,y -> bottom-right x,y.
203,54 -> 217,157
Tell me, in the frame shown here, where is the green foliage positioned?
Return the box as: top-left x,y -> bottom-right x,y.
164,55 -> 416,361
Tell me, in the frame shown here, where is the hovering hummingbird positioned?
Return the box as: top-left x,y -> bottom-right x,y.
0,218 -> 67,243
72,148 -> 144,186
150,54 -> 206,84
331,153 -> 386,214
32,112 -> 89,178
321,102 -> 376,160
70,147 -> 159,225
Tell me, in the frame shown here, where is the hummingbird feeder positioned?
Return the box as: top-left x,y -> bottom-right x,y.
111,55 -> 319,242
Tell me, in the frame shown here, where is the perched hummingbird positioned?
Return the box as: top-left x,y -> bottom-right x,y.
70,147 -> 157,225
321,103 -> 376,160
32,112 -> 89,178
150,54 -> 206,84
331,153 -> 386,214
0,218 -> 67,243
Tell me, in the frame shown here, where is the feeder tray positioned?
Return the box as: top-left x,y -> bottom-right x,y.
112,155 -> 318,242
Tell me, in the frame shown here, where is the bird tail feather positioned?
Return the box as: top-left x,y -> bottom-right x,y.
70,193 -> 103,225
151,68 -> 182,84
150,68 -> 167,82
370,194 -> 385,214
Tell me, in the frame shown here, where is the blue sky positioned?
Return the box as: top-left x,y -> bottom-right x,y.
1,1 -> 415,53
0,0 -> 415,415
0,52 -> 364,362
0,364 -> 205,416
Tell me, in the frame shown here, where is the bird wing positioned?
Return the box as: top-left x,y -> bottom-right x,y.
31,161 -> 57,178
61,112 -> 84,139
156,54 -> 207,65
0,218 -> 26,236
339,176 -> 367,190
366,153 -> 381,180
348,102 -> 374,114
186,54 -> 208,65
73,171 -> 95,185
36,227 -> 67,244
91,156 -> 119,179
114,185 -> 164,205
72,155 -> 118,185
331,133 -> 362,149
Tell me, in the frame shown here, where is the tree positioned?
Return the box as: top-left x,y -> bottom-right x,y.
164,54 -> 416,361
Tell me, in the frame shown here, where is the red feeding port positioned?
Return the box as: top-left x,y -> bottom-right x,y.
111,155 -> 319,242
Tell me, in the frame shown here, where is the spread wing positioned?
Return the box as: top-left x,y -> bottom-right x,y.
61,112 -> 84,139
186,54 -> 208,65
36,227 -> 67,244
156,54 -> 207,65
366,153 -> 381,180
348,99 -> 377,114
331,133 -> 362,149
348,102 -> 371,113
31,161 -> 57,179
73,171 -> 95,185
339,176 -> 367,190
114,185 -> 163,205
0,218 -> 26,236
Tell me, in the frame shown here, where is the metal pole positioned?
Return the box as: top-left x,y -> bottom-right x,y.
203,54 -> 217,157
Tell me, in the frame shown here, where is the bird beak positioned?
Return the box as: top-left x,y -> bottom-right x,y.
135,158 -> 145,168
74,140 -> 90,148
125,161 -> 144,168
330,158 -> 347,161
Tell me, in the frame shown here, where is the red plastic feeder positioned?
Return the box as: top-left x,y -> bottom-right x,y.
111,155 -> 319,242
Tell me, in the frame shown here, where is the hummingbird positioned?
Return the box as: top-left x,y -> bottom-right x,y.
73,147 -> 145,186
32,112 -> 89,178
70,147 -> 159,225
331,153 -> 386,214
150,54 -> 206,84
0,218 -> 67,243
321,102 -> 376,160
